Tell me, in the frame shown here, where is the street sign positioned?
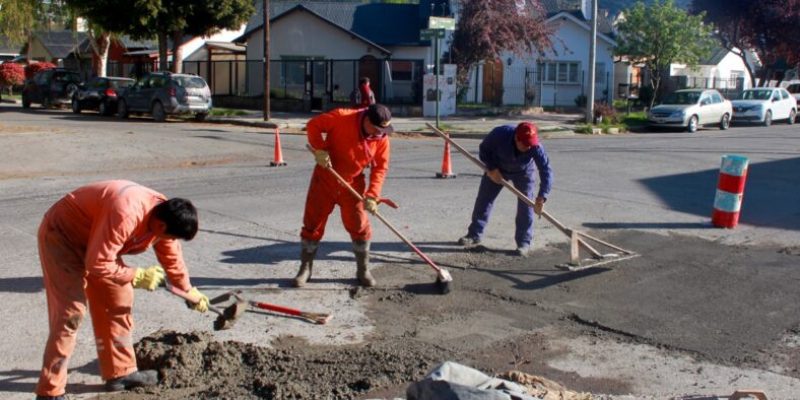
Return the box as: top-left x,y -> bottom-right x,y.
420,28 -> 446,40
428,16 -> 455,30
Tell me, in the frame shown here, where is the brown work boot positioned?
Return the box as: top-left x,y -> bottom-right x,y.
353,240 -> 375,287
292,240 -> 319,287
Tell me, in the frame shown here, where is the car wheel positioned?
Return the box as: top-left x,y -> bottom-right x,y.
719,113 -> 730,130
71,98 -> 81,114
686,115 -> 698,133
194,112 -> 208,122
99,101 -> 108,116
117,100 -> 129,119
763,110 -> 772,127
42,96 -> 51,109
22,95 -> 30,109
151,101 -> 166,122
788,109 -> 796,125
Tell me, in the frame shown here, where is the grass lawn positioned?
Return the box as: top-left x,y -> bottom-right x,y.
209,108 -> 249,117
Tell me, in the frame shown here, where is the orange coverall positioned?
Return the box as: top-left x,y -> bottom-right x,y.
36,180 -> 191,397
302,107 -> 390,242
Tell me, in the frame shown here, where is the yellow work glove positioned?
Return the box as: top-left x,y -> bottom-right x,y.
364,197 -> 378,214
314,150 -> 331,168
534,197 -> 546,217
185,287 -> 209,313
132,265 -> 165,291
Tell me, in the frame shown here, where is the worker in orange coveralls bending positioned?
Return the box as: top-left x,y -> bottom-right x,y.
35,180 -> 209,400
294,103 -> 394,288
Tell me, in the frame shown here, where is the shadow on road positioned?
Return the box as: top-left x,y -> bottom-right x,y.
638,157 -> 800,231
0,276 -> 43,293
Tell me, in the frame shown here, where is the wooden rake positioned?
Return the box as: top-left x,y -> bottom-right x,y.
427,123 -> 638,271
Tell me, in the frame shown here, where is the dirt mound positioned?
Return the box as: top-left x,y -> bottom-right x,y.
129,330 -> 451,399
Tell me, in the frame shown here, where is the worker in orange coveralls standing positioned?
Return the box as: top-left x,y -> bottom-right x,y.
294,103 -> 394,288
34,180 -> 209,400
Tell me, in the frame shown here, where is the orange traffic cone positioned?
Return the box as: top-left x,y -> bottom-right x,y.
436,138 -> 456,179
270,127 -> 287,167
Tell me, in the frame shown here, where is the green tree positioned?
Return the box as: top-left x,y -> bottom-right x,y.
66,0 -> 159,77
615,0 -> 715,108
127,0 -> 254,73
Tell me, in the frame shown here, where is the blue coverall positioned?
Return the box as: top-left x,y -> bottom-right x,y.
466,125 -> 553,247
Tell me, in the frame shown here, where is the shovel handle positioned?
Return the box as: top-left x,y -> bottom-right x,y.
165,283 -> 222,316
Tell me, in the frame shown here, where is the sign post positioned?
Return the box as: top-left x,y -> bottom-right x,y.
422,16 -> 455,129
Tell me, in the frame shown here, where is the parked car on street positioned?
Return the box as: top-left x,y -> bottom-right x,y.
71,76 -> 135,116
785,82 -> 800,108
647,89 -> 733,133
116,71 -> 212,122
21,68 -> 82,109
731,88 -> 796,126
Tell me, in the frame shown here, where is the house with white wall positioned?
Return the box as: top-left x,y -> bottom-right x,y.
461,0 -> 617,107
237,0 -> 448,110
668,46 -> 757,95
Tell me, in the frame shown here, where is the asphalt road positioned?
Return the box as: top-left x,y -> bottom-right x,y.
1,106 -> 799,399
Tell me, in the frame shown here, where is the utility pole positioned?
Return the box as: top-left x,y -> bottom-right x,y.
263,0 -> 270,121
586,0 -> 597,124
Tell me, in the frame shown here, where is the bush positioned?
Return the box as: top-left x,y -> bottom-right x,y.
574,94 -> 587,107
0,63 -> 25,88
593,101 -> 618,123
24,62 -> 56,80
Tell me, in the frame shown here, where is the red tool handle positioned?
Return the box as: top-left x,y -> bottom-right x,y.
249,301 -> 303,316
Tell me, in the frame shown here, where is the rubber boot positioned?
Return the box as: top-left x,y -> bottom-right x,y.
105,370 -> 158,391
293,239 -> 319,288
353,240 -> 376,287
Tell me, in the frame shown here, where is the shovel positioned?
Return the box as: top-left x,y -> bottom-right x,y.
164,282 -> 246,331
306,144 -> 453,294
212,290 -> 332,325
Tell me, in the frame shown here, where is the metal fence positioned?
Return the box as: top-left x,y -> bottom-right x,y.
108,58 -> 425,108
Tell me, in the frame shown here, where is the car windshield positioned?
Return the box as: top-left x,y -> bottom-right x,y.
662,91 -> 701,105
173,76 -> 206,89
109,80 -> 134,89
739,90 -> 772,100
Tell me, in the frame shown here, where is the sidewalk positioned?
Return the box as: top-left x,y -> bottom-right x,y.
206,109 -> 583,139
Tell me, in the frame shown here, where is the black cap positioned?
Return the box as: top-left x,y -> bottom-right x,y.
365,104 -> 394,134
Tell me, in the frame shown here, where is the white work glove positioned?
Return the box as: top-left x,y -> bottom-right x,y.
314,150 -> 331,168
486,169 -> 504,185
364,197 -> 378,214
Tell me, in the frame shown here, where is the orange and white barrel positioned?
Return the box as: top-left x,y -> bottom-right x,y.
711,154 -> 749,228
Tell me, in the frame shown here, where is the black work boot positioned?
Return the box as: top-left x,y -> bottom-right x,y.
105,369 -> 158,392
293,239 -> 319,287
353,240 -> 375,287
35,395 -> 66,400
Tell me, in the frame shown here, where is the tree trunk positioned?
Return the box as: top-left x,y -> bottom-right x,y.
91,32 -> 111,78
159,32 -> 168,71
171,31 -> 183,73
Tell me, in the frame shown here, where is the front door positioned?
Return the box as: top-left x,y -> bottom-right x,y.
482,59 -> 503,105
309,60 -> 326,111
358,55 -> 380,101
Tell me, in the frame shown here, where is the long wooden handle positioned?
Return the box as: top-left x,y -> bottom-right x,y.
425,123 -> 603,257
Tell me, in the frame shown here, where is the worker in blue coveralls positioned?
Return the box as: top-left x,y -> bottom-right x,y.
457,122 -> 553,257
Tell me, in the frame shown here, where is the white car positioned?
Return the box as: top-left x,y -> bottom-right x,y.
648,89 -> 733,133
786,83 -> 800,109
731,87 -> 797,126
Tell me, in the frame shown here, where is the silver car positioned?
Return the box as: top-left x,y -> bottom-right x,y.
117,71 -> 212,122
648,89 -> 733,133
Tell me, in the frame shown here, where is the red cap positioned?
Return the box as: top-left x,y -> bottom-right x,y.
515,122 -> 539,147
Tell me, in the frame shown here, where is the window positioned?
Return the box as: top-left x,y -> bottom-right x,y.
536,61 -> 580,84
781,89 -> 790,100
390,61 -> 414,81
711,92 -> 723,104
